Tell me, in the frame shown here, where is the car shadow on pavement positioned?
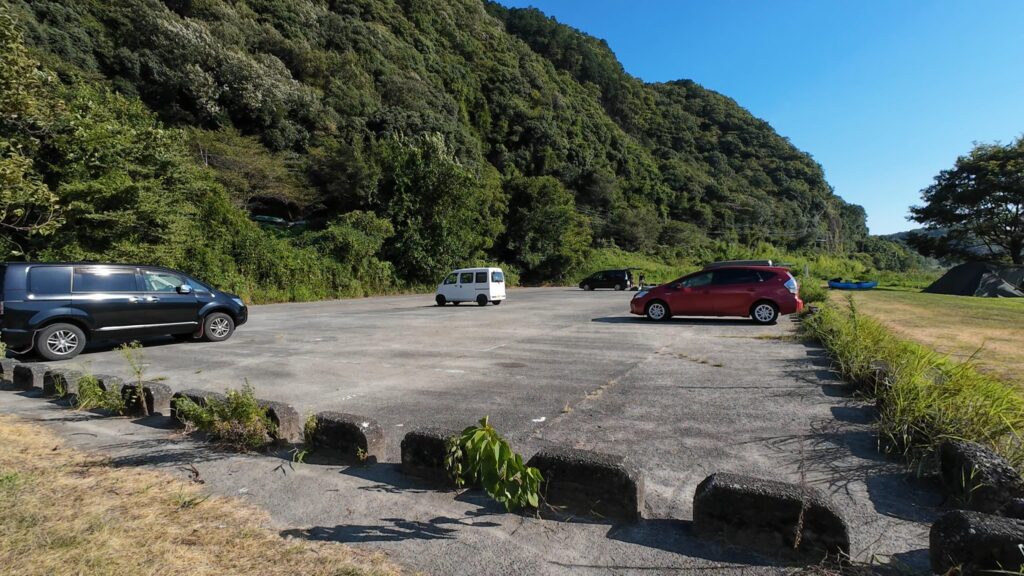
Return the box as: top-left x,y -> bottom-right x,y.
591,316 -> 757,326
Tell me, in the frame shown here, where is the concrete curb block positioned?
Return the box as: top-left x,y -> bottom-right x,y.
310,411 -> 384,463
43,368 -> 83,399
526,446 -> 645,521
257,399 -> 303,445
930,510 -> 1024,576
92,374 -> 124,393
169,389 -> 228,427
13,363 -> 47,390
693,472 -> 851,561
121,381 -> 173,416
400,427 -> 458,484
939,440 -> 1024,514
0,358 -> 19,386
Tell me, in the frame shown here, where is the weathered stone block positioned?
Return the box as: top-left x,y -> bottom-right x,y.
939,440 -> 1024,514
400,427 -> 458,484
92,374 -> 124,393
930,510 -> 1024,576
12,363 -> 46,390
169,389 -> 227,427
527,446 -> 644,521
258,399 -> 303,445
693,473 -> 850,561
0,358 -> 19,386
310,411 -> 384,463
121,381 -> 172,416
999,498 -> 1024,520
43,368 -> 83,398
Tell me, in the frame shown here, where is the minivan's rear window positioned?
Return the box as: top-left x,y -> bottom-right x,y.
29,266 -> 72,295
73,268 -> 137,293
491,271 -> 504,283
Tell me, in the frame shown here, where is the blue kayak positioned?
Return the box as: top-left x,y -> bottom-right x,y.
828,280 -> 878,290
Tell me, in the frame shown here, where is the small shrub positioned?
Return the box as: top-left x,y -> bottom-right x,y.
117,341 -> 149,416
172,385 -> 276,451
74,374 -> 126,414
799,278 -> 828,304
445,416 -> 542,511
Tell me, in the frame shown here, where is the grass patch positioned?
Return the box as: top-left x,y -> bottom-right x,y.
0,414 -> 403,576
803,297 -> 1024,470
838,288 -> 1024,388
172,385 -> 277,451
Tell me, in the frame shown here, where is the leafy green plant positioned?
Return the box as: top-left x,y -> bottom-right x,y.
172,385 -> 277,451
798,278 -> 828,304
445,416 -> 543,511
74,374 -> 126,414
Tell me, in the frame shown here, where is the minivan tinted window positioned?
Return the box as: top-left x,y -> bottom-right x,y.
475,272 -> 487,283
73,268 -> 138,293
29,266 -> 72,295
143,270 -> 185,292
714,269 -> 761,285
459,272 -> 473,284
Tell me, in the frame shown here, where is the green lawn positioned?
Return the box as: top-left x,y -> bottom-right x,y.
839,288 -> 1024,388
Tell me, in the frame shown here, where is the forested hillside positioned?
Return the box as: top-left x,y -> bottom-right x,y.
1,0 -> 912,300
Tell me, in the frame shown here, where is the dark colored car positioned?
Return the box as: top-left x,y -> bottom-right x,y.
629,265 -> 803,324
0,263 -> 248,360
579,269 -> 633,291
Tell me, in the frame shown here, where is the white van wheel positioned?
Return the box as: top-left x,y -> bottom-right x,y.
435,294 -> 446,306
476,295 -> 488,306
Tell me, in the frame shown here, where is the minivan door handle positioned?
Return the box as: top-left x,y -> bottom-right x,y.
127,296 -> 140,303
145,296 -> 160,302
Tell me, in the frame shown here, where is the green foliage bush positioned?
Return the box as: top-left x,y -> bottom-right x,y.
798,279 -> 829,304
802,297 -> 1024,470
74,375 -> 126,414
172,385 -> 277,452
445,416 -> 543,511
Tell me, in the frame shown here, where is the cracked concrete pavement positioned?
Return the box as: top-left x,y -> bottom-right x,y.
1,287 -> 942,574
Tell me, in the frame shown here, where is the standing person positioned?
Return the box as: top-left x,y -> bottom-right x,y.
638,272 -> 646,288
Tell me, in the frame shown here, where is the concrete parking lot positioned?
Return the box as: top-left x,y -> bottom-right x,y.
8,288 -> 939,574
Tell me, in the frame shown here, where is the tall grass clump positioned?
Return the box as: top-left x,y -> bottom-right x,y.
74,374 -> 126,414
803,296 -> 1024,470
173,385 -> 277,451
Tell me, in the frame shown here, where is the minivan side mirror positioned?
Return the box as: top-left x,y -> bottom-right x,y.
177,284 -> 194,294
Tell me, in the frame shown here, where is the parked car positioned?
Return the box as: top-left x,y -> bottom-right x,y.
436,267 -> 506,306
0,262 -> 248,360
579,269 -> 633,291
629,265 -> 802,324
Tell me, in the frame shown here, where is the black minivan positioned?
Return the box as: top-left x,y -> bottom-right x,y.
0,263 -> 247,360
579,269 -> 633,291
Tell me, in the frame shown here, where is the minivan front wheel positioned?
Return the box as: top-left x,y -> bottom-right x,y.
645,300 -> 670,322
203,312 -> 235,342
36,323 -> 87,361
435,294 -> 447,306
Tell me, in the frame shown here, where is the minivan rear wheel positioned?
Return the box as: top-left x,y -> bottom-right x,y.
751,301 -> 779,325
202,312 -> 235,342
614,283 -> 623,291
476,295 -> 488,306
36,323 -> 87,361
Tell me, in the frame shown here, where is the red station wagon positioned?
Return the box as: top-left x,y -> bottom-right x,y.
629,266 -> 803,324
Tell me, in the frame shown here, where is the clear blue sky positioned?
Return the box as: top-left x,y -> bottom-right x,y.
498,0 -> 1024,235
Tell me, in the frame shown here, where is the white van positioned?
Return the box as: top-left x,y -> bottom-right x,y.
435,267 -> 506,306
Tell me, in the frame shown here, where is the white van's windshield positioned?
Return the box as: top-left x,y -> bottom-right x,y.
491,271 -> 504,283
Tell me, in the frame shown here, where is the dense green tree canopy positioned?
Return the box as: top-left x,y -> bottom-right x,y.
910,137 -> 1024,264
0,0 -> 900,299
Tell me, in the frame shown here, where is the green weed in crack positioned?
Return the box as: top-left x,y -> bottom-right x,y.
445,416 -> 543,512
74,373 -> 126,414
172,384 -> 276,452
118,341 -> 149,417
